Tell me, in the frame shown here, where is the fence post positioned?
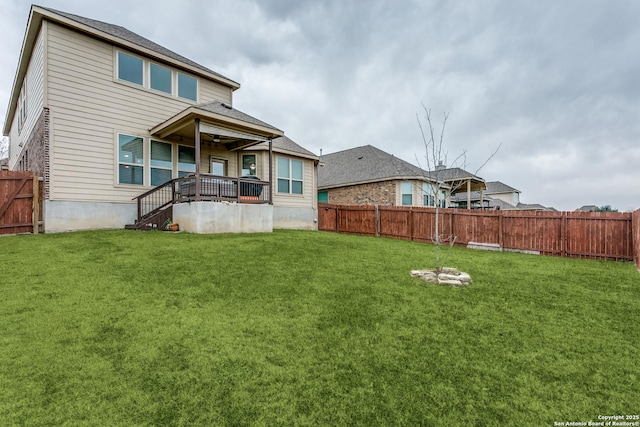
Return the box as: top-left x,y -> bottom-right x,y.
32,175 -> 39,235
449,210 -> 454,242
498,212 -> 504,249
633,208 -> 640,272
375,204 -> 380,237
409,207 -> 413,241
335,206 -> 340,232
561,212 -> 567,258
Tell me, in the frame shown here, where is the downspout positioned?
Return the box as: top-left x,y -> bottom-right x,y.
268,138 -> 273,205
467,179 -> 471,210
194,118 -> 201,201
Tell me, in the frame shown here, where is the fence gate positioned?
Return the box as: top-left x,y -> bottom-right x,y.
0,171 -> 42,235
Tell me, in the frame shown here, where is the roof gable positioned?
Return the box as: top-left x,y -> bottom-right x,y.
37,6 -> 237,85
4,5 -> 240,134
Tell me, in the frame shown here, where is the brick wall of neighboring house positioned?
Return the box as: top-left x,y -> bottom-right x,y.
15,108 -> 49,198
326,181 -> 396,206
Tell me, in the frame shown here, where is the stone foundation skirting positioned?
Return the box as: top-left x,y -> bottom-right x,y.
173,201 -> 273,234
44,200 -> 136,233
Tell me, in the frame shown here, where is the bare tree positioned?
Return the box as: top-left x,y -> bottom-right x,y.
416,104 -> 500,271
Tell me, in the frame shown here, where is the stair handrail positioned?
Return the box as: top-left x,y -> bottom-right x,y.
132,176 -> 190,225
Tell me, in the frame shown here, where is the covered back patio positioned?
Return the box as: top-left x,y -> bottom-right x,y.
129,101 -> 284,233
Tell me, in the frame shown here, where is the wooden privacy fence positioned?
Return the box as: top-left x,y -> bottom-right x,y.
319,203 -> 639,263
0,171 -> 43,235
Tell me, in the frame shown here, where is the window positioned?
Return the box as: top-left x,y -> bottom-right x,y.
401,182 -> 413,206
423,182 -> 435,207
178,73 -> 197,101
118,134 -> 144,185
117,52 -> 143,86
318,191 -> 328,203
151,141 -> 172,185
178,145 -> 196,177
116,51 -> 198,102
277,157 -> 303,194
211,158 -> 226,176
242,154 -> 257,176
423,183 -> 446,207
150,63 -> 172,94
17,78 -> 27,132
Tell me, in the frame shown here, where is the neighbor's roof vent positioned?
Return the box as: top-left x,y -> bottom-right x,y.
221,102 -> 232,109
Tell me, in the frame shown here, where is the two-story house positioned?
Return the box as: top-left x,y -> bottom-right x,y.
317,145 -> 485,208
3,5 -> 318,233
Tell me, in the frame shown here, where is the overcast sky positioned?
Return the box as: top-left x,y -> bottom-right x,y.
2,0 -> 639,211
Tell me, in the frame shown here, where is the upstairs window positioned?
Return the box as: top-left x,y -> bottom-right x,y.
277,157 -> 303,194
17,78 -> 27,132
150,63 -> 172,94
117,52 -> 143,86
178,73 -> 197,101
116,51 -> 198,102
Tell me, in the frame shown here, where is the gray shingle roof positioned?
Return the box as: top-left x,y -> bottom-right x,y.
517,203 -> 555,211
196,101 -> 281,132
429,167 -> 483,182
485,181 -> 521,194
318,145 -> 429,188
38,5 -> 238,86
575,205 -> 598,212
251,136 -> 317,159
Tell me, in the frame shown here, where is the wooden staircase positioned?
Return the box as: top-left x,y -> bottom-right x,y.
125,178 -> 180,230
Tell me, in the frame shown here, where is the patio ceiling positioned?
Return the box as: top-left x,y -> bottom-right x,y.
149,105 -> 284,151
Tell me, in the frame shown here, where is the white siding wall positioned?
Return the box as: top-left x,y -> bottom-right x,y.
270,153 -> 317,209
8,27 -> 45,170
46,23 -> 233,202
199,145 -> 237,174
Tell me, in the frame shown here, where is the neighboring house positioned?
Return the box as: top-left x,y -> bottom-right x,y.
0,158 -> 7,170
430,165 -> 487,209
575,205 -> 599,213
450,181 -> 554,211
317,145 -> 485,208
3,5 -> 318,233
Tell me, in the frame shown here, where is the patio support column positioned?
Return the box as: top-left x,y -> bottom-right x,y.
467,179 -> 471,210
268,138 -> 273,205
194,118 -> 201,201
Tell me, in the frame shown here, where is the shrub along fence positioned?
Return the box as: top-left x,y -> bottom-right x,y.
318,203 -> 639,264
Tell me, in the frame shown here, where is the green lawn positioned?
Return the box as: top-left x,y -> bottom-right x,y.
1,229 -> 638,426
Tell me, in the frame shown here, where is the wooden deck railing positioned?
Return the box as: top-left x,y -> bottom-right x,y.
132,174 -> 271,229
175,174 -> 270,204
